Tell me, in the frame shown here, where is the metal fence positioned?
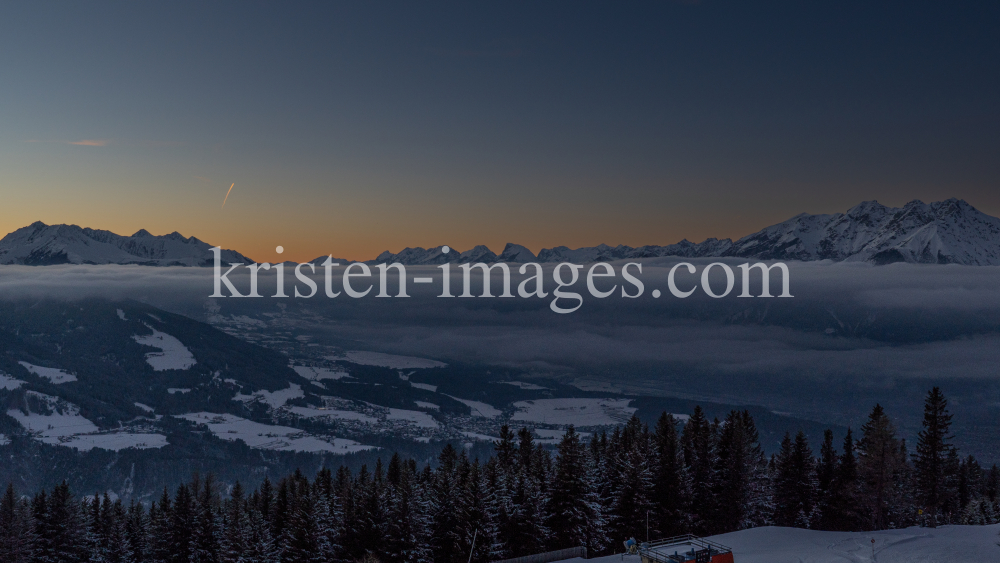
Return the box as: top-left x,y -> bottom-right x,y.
492,545 -> 587,563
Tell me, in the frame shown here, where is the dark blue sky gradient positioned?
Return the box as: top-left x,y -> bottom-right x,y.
1,1 -> 997,260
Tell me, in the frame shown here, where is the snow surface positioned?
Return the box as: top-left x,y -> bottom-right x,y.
176,412 -> 373,453
410,382 -> 438,392
336,351 -> 447,369
292,365 -> 351,381
18,361 -> 77,384
234,383 -> 304,408
287,406 -> 378,424
167,388 -> 191,394
0,434 -> 9,446
569,525 -> 1000,563
414,401 -> 440,410
133,325 -> 196,370
61,433 -> 169,451
7,391 -> 166,451
501,381 -> 549,390
385,408 -> 440,428
134,402 -> 154,413
511,398 -> 636,426
461,431 -> 499,442
0,373 -> 25,390
116,309 -> 127,320
0,222 -> 252,266
446,395 -> 502,418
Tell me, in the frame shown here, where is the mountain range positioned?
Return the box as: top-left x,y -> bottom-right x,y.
4,198 -> 999,266
0,221 -> 252,266
329,198 -> 1000,266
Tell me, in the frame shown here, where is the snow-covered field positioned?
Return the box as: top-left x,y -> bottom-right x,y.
336,351 -> 447,369
446,395 -> 502,418
7,391 -> 166,451
7,392 -> 99,439
0,373 -> 25,389
292,365 -> 351,381
566,525 -> 1000,563
234,383 -> 304,408
502,381 -> 548,390
18,361 -> 77,384
411,382 -> 438,392
176,412 -> 372,453
60,433 -> 169,451
386,408 -> 440,429
511,398 -> 636,426
133,325 -> 196,370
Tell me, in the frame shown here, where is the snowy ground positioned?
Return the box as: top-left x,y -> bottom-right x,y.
0,373 -> 25,389
292,365 -> 351,381
562,525 -> 1000,563
133,325 -> 196,370
385,408 -> 440,429
18,361 -> 77,384
511,398 -> 637,426
335,351 -> 447,369
234,383 -> 304,408
446,395 -> 502,418
7,391 -> 167,451
502,381 -> 549,390
176,412 -> 373,453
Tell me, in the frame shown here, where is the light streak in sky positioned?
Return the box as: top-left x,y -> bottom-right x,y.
221,183 -> 235,208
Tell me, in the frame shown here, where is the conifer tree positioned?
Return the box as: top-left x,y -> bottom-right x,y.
652,413 -> 688,537
857,405 -> 907,530
429,445 -> 467,563
773,431 -> 817,528
190,475 -> 221,563
822,429 -> 860,531
713,411 -> 771,533
682,406 -> 717,536
108,499 -> 129,563
914,387 -> 957,526
147,490 -> 172,563
220,482 -> 248,563
0,483 -> 35,563
385,454 -> 430,562
168,483 -> 195,563
125,500 -> 148,563
547,426 -> 605,552
36,482 -> 88,563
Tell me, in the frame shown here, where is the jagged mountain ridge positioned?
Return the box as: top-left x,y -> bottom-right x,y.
3,198 -> 998,267
320,198 -> 1000,266
0,222 -> 253,266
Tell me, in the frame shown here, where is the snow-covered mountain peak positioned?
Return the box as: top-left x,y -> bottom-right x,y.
0,222 -> 252,266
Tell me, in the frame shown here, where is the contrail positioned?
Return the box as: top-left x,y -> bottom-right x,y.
221,183 -> 235,208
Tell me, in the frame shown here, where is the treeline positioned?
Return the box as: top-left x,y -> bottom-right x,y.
1,387 -> 998,563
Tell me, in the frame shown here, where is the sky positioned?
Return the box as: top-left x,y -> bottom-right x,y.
1,1 -> 998,262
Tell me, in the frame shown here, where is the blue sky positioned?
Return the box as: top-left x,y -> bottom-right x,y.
1,1 -> 997,260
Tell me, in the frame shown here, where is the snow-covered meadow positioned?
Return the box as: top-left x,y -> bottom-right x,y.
132,325 -> 196,370
176,412 -> 373,453
570,525 -> 1000,563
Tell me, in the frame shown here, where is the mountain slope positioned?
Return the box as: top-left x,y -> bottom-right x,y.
0,222 -> 253,266
356,198 -> 1000,266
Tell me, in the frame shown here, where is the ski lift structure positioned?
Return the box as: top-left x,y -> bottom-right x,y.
636,534 -> 734,563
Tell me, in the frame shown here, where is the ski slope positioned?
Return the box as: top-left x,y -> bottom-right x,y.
567,525 -> 1000,563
